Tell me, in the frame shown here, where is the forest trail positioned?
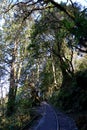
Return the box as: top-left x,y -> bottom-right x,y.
30,102 -> 78,130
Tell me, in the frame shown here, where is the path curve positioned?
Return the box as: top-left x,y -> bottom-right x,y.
31,102 -> 59,130
30,102 -> 78,130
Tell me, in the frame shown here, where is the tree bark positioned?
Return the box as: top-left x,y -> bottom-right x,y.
51,52 -> 57,87
6,41 -> 18,116
6,62 -> 17,116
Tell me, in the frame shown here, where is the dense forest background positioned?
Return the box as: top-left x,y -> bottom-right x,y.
0,0 -> 87,130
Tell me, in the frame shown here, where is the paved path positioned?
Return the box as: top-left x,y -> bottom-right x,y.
30,102 -> 78,130
56,109 -> 78,130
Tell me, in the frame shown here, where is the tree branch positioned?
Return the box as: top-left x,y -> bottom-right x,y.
49,0 -> 75,21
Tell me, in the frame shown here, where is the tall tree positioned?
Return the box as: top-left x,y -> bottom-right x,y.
1,4 -> 33,115
29,8 -> 74,89
3,0 -> 87,52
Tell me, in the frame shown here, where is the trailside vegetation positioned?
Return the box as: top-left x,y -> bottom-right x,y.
0,0 -> 87,130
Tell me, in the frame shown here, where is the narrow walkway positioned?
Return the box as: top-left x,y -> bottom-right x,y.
31,102 -> 58,130
30,102 -> 78,130
56,110 -> 78,130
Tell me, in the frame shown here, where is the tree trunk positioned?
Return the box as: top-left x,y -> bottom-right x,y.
6,62 -> 17,116
51,53 -> 57,88
6,41 -> 18,116
61,66 -> 72,88
55,41 -> 74,88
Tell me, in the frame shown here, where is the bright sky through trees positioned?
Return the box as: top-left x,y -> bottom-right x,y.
0,0 -> 87,97
55,0 -> 87,7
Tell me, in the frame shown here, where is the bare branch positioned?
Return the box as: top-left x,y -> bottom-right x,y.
69,0 -> 75,8
21,5 -> 54,23
75,46 -> 87,53
4,0 -> 39,13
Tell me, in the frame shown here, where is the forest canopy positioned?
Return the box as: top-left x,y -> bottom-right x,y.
0,0 -> 87,130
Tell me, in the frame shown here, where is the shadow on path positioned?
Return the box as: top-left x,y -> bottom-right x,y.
29,102 -> 78,130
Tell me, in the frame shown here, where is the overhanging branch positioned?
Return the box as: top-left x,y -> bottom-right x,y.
49,0 -> 75,21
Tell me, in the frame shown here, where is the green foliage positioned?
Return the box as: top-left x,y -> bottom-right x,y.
62,18 -> 74,30
50,69 -> 87,113
0,108 -> 31,130
18,98 -> 33,109
40,61 -> 54,94
1,1 -> 87,130
0,92 -> 38,130
76,55 -> 87,71
74,11 -> 87,38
